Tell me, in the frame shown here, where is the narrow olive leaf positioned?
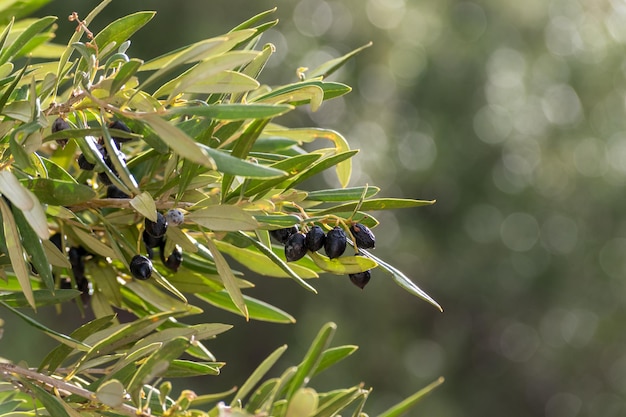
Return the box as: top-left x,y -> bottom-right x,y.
128,337 -> 190,405
312,387 -> 364,417
129,191 -> 157,222
229,7 -> 276,32
313,198 -> 436,216
362,250 -> 443,312
309,252 -> 377,275
287,322 -> 337,400
197,291 -> 295,324
96,379 -> 125,408
236,153 -> 322,198
288,388 -> 319,417
205,235 -> 248,319
187,205 -> 258,231
167,103 -> 294,120
110,58 -> 143,94
231,344 -> 288,406
246,378 -> 279,414
262,366 -> 297,414
143,115 -> 216,169
263,128 -> 352,188
376,377 -> 445,417
91,12 -> 155,62
42,238 -> 70,269
258,84 -> 325,111
0,289 -> 80,307
20,380 -> 72,417
286,150 -> 359,191
100,117 -> 140,194
306,186 -> 380,202
0,18 -> 14,53
222,118 -> 270,196
137,268 -> 188,305
11,206 -> 53,291
230,233 -> 318,291
232,43 -> 274,103
26,178 -> 96,206
190,387 -> 238,407
306,42 -> 373,80
201,144 -> 287,179
134,323 -> 232,353
0,170 -> 33,210
20,187 -> 50,240
313,345 -> 359,377
39,314 -> 115,373
215,240 -> 317,284
0,399 -> 25,413
72,227 -> 116,259
0,198 -> 33,309
0,16 -> 57,65
0,301 -> 90,350
163,360 -> 223,377
254,214 -> 303,227
165,226 -> 198,253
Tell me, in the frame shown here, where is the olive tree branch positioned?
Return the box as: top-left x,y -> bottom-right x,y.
0,362 -> 154,417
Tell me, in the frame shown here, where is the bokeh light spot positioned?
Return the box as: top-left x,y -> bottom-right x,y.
500,212 -> 540,252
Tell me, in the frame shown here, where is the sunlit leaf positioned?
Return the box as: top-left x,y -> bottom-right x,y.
306,42 -> 372,80
308,252 -> 377,275
197,291 -> 295,323
231,344 -> 288,406
129,191 -> 157,221
187,205 -> 258,231
25,178 -> 96,206
376,377 -> 444,417
205,236 -> 248,319
96,379 -> 125,408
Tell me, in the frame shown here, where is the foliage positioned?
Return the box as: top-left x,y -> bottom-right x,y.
0,1 -> 441,416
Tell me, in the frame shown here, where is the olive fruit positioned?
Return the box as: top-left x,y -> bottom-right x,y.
52,117 -> 70,148
324,226 -> 347,259
285,232 -> 308,262
97,171 -> 112,185
130,254 -> 153,280
166,209 -> 185,226
106,185 -> 130,199
109,120 -> 132,144
270,226 -> 298,245
349,270 -> 371,289
305,225 -> 326,252
350,223 -> 376,249
161,243 -> 183,272
77,154 -> 96,170
145,212 -> 167,238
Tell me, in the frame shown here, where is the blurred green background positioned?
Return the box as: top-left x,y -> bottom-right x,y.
4,0 -> 626,415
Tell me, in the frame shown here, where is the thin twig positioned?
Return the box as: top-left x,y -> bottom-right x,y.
0,362 -> 154,417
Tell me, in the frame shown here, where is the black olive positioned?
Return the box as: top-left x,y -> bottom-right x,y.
143,231 -> 161,259
77,154 -> 96,170
130,254 -> 152,280
285,233 -> 307,262
109,120 -> 132,144
49,233 -> 62,251
145,212 -> 167,238
349,270 -> 371,289
160,241 -> 182,272
106,185 -> 129,199
97,171 -> 112,185
69,247 -> 85,279
305,225 -> 326,252
270,226 -> 298,245
52,117 -> 70,148
324,226 -> 347,259
350,223 -> 376,249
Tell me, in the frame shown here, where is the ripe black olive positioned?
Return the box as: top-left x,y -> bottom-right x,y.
52,117 -> 70,148
106,185 -> 130,199
270,226 -> 298,245
305,225 -> 326,252
97,171 -> 112,185
77,154 -> 96,170
145,212 -> 167,238
109,120 -> 132,144
285,232 -> 307,262
160,241 -> 182,272
349,270 -> 371,289
350,223 -> 376,249
130,254 -> 152,280
324,226 -> 347,259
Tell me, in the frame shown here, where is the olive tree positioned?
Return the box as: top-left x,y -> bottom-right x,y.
0,1 -> 442,416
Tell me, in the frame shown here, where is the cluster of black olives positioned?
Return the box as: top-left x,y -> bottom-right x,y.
129,209 -> 185,280
271,222 -> 376,289
53,117 -> 133,198
49,233 -> 92,305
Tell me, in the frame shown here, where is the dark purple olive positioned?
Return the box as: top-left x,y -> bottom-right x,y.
97,171 -> 112,185
145,212 -> 167,238
270,226 -> 298,245
106,185 -> 129,199
350,223 -> 376,249
285,233 -> 307,262
109,120 -> 132,144
305,225 -> 326,252
130,254 -> 152,280
52,117 -> 70,148
349,270 -> 371,289
160,241 -> 182,272
77,154 -> 96,170
324,226 -> 347,259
